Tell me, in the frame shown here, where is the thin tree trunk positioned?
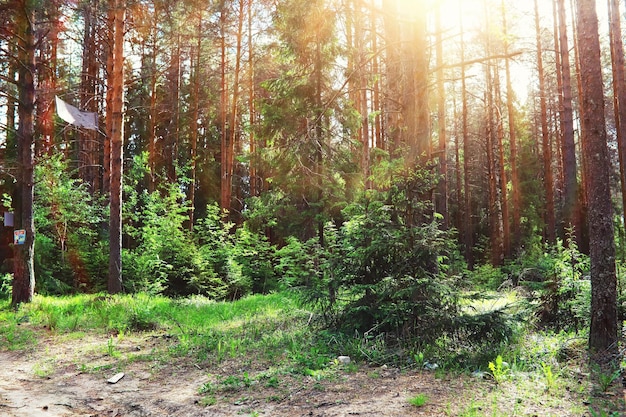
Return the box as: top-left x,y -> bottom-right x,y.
108,0 -> 125,294
435,4 -> 448,227
80,0 -> 99,193
355,3 -> 370,188
495,66 -> 510,258
383,0 -> 401,155
534,0 -> 556,244
228,0 -> 245,222
460,1 -> 473,268
608,0 -> 626,225
570,0 -> 589,254
147,4 -> 159,193
219,4 -> 230,213
103,2 -> 114,196
370,9 -> 382,152
557,0 -> 579,243
576,0 -> 618,358
502,0 -> 520,252
189,15 -> 202,231
248,0 -> 257,197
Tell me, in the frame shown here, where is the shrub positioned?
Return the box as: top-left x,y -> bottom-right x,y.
123,183 -> 226,298
301,168 -> 459,341
34,155 -> 107,294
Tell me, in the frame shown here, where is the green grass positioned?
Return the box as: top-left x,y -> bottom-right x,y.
408,393 -> 428,407
1,291 -> 625,416
0,291 -> 330,372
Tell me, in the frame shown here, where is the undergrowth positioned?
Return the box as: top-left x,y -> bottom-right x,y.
0,290 -> 624,416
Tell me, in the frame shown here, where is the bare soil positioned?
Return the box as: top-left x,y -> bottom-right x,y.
0,329 -> 623,417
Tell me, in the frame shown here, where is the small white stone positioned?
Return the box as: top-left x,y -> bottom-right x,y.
337,356 -> 351,365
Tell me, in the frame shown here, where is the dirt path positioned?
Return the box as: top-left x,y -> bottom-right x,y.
0,338 -> 463,417
0,331 -> 619,417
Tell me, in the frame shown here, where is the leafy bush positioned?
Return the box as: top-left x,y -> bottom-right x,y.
469,264 -> 507,290
123,181 -> 226,298
232,226 -> 278,294
547,233 -> 590,331
34,155 -> 107,294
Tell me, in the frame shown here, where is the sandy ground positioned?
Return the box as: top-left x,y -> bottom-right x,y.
0,333 -> 464,417
0,330 -> 622,417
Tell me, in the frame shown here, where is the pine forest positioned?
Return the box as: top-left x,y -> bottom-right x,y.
1,0 -> 626,415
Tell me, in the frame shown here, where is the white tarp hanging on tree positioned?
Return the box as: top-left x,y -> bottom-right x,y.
55,96 -> 98,130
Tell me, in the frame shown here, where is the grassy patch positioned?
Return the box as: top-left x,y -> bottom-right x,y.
408,393 -> 428,407
1,291 -> 625,416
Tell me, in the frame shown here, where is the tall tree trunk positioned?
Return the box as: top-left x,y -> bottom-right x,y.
108,0 -> 125,294
189,15 -> 202,230
248,0 -> 257,197
355,5 -> 370,189
228,0 -> 245,222
534,0 -> 556,244
453,90 -> 463,233
608,0 -> 626,225
147,4 -> 159,193
166,34 -> 181,182
80,0 -> 99,193
405,0 -> 429,164
495,66 -> 510,258
483,7 -> 502,265
460,1 -> 473,268
557,0 -> 579,243
576,0 -> 618,358
502,0 -> 520,252
103,2 -> 114,196
12,0 -> 36,305
570,0 -> 590,254
370,9 -> 383,152
435,4 -> 448,227
219,4 -> 230,213
39,0 -> 59,156
383,0 -> 401,155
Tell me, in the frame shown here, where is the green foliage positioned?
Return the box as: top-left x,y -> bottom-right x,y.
124,181 -> 225,297
301,169 -> 458,341
469,264 -> 507,290
488,355 -> 509,384
0,273 -> 12,299
518,231 -> 591,331
34,155 -> 107,294
593,366 -> 621,392
232,227 -> 278,294
408,393 -> 428,407
541,362 -> 556,391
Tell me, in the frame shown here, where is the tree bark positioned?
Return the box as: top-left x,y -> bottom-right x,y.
80,0 -> 100,193
189,14 -> 202,231
460,1 -> 474,268
608,0 -> 626,228
502,0 -> 520,252
557,0 -> 579,243
534,0 -> 556,244
435,4 -> 448,227
108,0 -> 125,294
12,0 -> 36,306
219,3 -> 230,214
575,0 -> 618,358
248,0 -> 257,197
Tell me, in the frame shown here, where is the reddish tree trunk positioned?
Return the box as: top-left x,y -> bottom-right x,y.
108,0 -> 125,294
576,0 -> 618,358
535,0 -> 556,243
